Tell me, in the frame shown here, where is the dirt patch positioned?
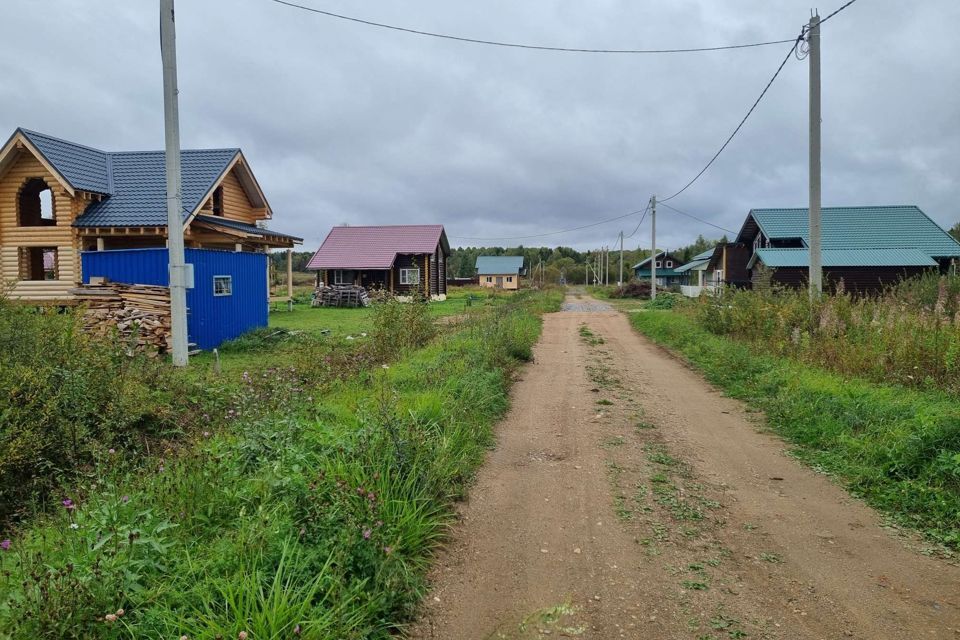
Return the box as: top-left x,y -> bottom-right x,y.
407,296 -> 960,639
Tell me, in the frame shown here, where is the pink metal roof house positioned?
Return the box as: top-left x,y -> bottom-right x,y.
307,225 -> 450,298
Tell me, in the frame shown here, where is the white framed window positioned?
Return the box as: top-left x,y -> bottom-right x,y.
655,260 -> 662,268
213,275 -> 232,296
666,261 -> 673,268
486,276 -> 492,283
400,268 -> 420,285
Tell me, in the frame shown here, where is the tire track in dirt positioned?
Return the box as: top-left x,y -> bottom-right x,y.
408,297 -> 960,639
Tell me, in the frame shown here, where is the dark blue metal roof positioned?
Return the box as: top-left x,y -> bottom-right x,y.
193,214 -> 303,241
74,149 -> 238,227
20,128 -> 111,194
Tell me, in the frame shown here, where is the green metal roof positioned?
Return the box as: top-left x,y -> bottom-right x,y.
749,247 -> 938,269
476,255 -> 524,275
674,258 -> 709,273
745,206 -> 960,258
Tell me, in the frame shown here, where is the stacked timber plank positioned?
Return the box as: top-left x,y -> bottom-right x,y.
70,283 -> 172,352
312,285 -> 371,308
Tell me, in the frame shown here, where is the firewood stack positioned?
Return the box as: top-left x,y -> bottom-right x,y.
70,283 -> 173,353
312,285 -> 371,308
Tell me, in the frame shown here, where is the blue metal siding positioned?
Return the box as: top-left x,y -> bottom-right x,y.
81,248 -> 267,350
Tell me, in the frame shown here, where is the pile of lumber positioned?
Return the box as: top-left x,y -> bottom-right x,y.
70,283 -> 172,352
312,285 -> 371,308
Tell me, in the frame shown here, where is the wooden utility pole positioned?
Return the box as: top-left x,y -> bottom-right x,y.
808,12 -> 822,298
650,195 -> 657,301
161,0 -> 189,366
619,231 -> 624,286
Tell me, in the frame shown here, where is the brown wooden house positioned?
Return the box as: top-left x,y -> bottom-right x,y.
306,225 -> 450,299
0,128 -> 300,303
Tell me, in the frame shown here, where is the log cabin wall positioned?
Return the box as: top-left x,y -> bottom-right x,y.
197,167 -> 262,226
392,253 -> 429,295
0,151 -> 83,300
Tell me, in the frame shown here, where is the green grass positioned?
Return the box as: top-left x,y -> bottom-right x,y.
0,290 -> 564,639
629,310 -> 960,549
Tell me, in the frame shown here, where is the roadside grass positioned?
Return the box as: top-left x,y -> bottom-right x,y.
0,290 -> 563,639
629,310 -> 960,550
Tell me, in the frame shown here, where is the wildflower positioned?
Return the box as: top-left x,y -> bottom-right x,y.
356,487 -> 365,495
108,448 -> 116,455
381,364 -> 389,370
238,632 -> 248,640
180,636 -> 189,640
62,498 -> 75,510
362,528 -> 372,540
116,608 -> 125,617
70,523 -> 79,530
121,495 -> 130,504
1,539 -> 10,551
383,546 -> 393,555
203,431 -> 211,438
375,520 -> 383,527
294,624 -> 302,635
104,614 -> 117,623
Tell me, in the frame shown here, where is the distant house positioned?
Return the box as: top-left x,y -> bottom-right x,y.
306,225 -> 450,299
674,248 -> 718,296
719,205 -> 960,293
0,127 -> 301,348
476,255 -> 524,289
633,251 -> 685,287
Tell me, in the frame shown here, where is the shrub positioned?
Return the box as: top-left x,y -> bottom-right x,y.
369,294 -> 436,360
608,281 -> 652,299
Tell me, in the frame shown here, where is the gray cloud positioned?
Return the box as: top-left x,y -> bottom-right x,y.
2,0 -> 958,251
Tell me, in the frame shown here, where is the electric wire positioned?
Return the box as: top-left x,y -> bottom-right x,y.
657,201 -> 737,234
268,0 -> 796,54
623,202 -> 652,240
450,207 -> 648,242
659,0 -> 860,203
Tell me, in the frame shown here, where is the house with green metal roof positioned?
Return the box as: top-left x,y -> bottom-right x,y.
476,255 -> 525,289
632,251 -> 686,287
728,205 -> 960,293
674,247 -> 721,296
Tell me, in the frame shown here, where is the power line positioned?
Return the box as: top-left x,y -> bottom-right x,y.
450,207 -> 647,242
659,0 -> 860,203
268,0 -> 796,54
657,201 -> 737,234
624,202 -> 651,240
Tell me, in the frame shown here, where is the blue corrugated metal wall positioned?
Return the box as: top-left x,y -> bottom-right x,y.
81,248 -> 268,350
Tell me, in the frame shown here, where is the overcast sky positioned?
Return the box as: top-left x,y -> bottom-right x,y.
2,0 -> 958,251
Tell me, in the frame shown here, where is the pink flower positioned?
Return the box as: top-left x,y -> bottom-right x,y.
121,495 -> 130,504
108,448 -> 116,455
362,528 -> 372,540
238,632 -> 248,640
116,608 -> 125,617
62,498 -> 75,510
104,614 -> 117,623
0,539 -> 10,551
294,624 -> 302,635
383,546 -> 393,555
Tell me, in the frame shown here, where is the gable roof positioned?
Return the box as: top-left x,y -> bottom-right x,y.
749,247 -> 938,269
738,206 -> 960,258
306,225 -> 449,270
673,247 -> 718,273
192,215 -> 302,242
2,128 -> 270,229
476,255 -> 524,275
632,251 -> 683,270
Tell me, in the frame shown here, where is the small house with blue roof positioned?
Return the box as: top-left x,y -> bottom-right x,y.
713,205 -> 960,293
632,251 -> 685,287
0,127 -> 302,348
476,255 -> 525,289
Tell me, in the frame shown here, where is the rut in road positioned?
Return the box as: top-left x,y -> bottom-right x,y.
408,297 -> 960,640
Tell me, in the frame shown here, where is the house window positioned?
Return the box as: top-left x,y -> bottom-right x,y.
486,276 -> 492,283
400,268 -> 420,285
507,276 -> 513,282
655,261 -> 662,268
19,247 -> 58,280
212,186 -> 224,216
18,178 -> 56,226
213,275 -> 233,296
666,261 -> 673,268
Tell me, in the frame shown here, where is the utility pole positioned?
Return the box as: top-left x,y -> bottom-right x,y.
808,12 -> 822,298
650,195 -> 657,301
604,246 -> 609,285
619,231 -> 624,286
161,0 -> 189,366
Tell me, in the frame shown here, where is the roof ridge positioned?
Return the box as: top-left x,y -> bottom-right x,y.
18,128 -> 108,155
108,148 -> 241,156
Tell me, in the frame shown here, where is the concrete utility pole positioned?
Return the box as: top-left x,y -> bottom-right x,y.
808,12 -> 822,298
161,0 -> 189,366
650,195 -> 657,301
619,231 -> 624,286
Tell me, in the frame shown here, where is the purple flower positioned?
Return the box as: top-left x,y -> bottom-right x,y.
121,495 -> 130,504
362,528 -> 372,540
62,498 -> 75,510
1,539 -> 11,551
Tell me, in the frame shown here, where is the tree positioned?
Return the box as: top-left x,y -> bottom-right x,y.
950,222 -> 960,243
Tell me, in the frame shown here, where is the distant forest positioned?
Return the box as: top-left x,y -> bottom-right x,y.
271,234 -> 723,285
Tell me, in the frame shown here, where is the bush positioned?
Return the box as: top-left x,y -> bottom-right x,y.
369,294 -> 436,360
608,281 -> 652,299
0,299 -> 217,524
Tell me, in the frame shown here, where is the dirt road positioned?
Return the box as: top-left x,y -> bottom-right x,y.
409,296 -> 960,639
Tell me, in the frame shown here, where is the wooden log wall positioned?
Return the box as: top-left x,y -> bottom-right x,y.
0,150 -> 83,300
